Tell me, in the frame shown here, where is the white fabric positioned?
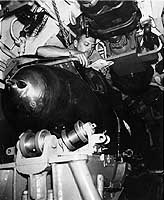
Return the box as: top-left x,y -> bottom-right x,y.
137,0 -> 164,34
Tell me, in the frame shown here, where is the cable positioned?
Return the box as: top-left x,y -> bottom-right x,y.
10,18 -> 20,46
0,60 -> 6,67
113,110 -> 121,160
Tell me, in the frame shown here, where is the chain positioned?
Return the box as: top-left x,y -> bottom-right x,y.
52,0 -> 71,50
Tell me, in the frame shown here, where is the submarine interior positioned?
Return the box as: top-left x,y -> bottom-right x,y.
0,0 -> 163,200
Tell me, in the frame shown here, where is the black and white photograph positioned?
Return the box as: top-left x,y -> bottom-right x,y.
0,0 -> 163,199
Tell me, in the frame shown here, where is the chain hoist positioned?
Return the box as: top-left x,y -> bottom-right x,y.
52,0 -> 71,50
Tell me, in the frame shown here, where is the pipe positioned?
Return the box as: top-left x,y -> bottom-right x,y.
0,40 -> 16,58
19,57 -> 79,67
69,159 -> 102,200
